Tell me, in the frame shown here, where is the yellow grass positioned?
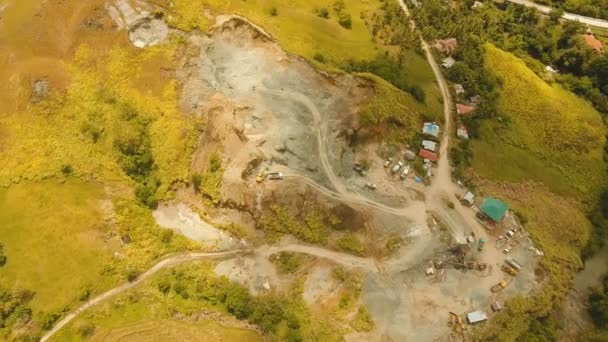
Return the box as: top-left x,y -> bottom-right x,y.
0,180 -> 115,313
169,0 -> 381,64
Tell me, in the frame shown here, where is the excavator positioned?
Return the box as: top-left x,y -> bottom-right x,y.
256,167 -> 269,183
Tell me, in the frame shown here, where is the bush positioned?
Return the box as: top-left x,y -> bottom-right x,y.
338,14 -> 352,29
351,306 -> 375,332
589,286 -> 608,328
191,173 -> 202,192
313,53 -> 326,63
39,312 -> 60,331
269,7 -> 278,16
273,252 -> 306,274
61,164 -> 73,176
409,85 -> 426,102
125,269 -> 139,282
317,7 -> 330,18
158,280 -> 171,295
160,229 -> 174,243
337,233 -> 365,256
78,324 -> 96,338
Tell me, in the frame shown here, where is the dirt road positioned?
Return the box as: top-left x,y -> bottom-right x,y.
504,0 -> 608,29
40,241 -> 383,341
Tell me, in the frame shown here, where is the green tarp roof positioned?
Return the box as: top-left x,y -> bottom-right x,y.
480,197 -> 509,222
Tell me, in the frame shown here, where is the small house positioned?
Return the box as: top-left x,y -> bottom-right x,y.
480,197 -> 509,224
422,140 -> 438,152
469,95 -> 481,104
463,191 -> 475,206
582,34 -> 604,54
457,125 -> 469,139
442,57 -> 456,68
467,310 -> 488,324
434,38 -> 459,54
545,65 -> 558,73
457,103 -> 475,115
453,84 -> 465,95
422,122 -> 440,138
419,148 -> 438,162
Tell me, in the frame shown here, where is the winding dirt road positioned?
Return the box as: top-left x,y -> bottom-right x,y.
40,242 -> 381,342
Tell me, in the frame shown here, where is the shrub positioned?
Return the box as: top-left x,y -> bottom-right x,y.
409,85 -> 426,102
317,7 -> 330,18
78,324 -> 96,338
269,7 -> 278,16
338,14 -> 352,29
160,229 -> 174,243
61,164 -> 73,176
39,312 -> 60,330
158,280 -> 171,295
351,306 -> 375,332
313,53 -> 326,63
337,233 -> 365,256
191,173 -> 202,192
125,269 -> 139,282
273,252 -> 306,274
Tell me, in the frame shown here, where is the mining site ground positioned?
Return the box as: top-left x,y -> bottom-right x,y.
0,1 -> 543,341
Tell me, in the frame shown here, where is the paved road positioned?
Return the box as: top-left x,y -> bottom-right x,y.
505,0 -> 608,29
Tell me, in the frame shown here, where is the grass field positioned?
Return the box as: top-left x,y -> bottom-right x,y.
471,44 -> 606,199
0,180 -> 115,314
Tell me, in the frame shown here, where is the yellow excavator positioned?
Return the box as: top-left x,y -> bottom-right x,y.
256,167 -> 269,183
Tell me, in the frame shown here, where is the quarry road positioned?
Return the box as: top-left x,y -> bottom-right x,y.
504,0 -> 608,29
41,242 -> 382,341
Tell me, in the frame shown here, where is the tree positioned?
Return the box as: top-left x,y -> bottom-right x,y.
589,289 -> 608,328
157,280 -> 171,294
317,7 -> 329,18
549,8 -> 564,23
191,173 -> 202,192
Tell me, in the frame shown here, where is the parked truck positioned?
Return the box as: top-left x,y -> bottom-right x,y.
491,280 -> 508,292
505,257 -> 522,270
501,265 -> 518,276
477,238 -> 485,252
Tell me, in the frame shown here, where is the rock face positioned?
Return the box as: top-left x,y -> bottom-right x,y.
31,79 -> 49,103
106,0 -> 169,48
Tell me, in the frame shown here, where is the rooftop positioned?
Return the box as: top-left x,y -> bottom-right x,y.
419,148 -> 438,161
582,34 -> 604,54
457,103 -> 475,115
422,140 -> 438,152
480,197 -> 509,222
422,122 -> 440,137
467,310 -> 488,324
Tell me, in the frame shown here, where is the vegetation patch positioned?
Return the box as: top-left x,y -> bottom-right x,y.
54,262 -> 344,341
272,252 -> 309,274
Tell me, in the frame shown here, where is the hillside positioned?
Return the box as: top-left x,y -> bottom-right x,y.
472,43 -> 606,198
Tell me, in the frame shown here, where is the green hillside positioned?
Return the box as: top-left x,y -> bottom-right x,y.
472,43 -> 606,198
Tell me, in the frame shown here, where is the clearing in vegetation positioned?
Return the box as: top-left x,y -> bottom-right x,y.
472,44 -> 606,198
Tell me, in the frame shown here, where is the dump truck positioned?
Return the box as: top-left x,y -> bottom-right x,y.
491,280 -> 508,292
501,265 -> 518,276
268,172 -> 284,180
477,238 -> 485,252
506,257 -> 522,270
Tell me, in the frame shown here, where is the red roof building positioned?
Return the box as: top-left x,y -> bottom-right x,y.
457,103 -> 475,115
419,148 -> 438,161
582,34 -> 604,54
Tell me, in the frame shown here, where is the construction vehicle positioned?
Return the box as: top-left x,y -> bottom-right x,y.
501,265 -> 518,276
256,167 -> 269,183
505,257 -> 522,270
364,183 -> 377,190
491,280 -> 508,292
477,238 -> 485,252
268,172 -> 284,180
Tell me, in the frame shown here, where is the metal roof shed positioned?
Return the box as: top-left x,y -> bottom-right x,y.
480,197 -> 509,223
467,310 -> 488,324
422,140 -> 438,152
422,122 -> 440,138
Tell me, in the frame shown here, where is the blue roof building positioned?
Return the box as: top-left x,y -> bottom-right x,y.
422,122 -> 440,138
